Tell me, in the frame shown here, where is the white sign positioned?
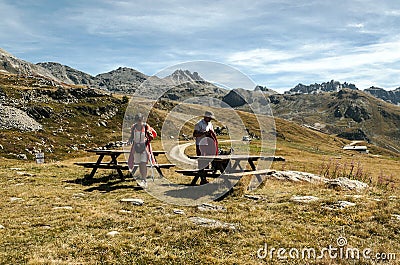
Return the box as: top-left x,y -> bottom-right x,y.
36,152 -> 44,164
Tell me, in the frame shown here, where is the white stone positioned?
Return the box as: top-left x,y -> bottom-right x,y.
324,200 -> 356,210
337,201 -> 356,208
392,214 -> 400,221
173,209 -> 185,215
119,210 -> 132,214
0,225 -> 5,229
120,198 -> 144,206
291,195 -> 319,203
73,193 -> 85,198
189,217 -> 236,230
10,197 -> 24,202
106,231 -> 120,237
244,195 -> 263,200
325,177 -> 368,191
197,203 -> 227,212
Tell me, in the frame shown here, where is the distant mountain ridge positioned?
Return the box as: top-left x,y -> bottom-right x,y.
1,47 -> 399,105
286,80 -> 358,94
364,86 -> 400,105
0,48 -> 61,82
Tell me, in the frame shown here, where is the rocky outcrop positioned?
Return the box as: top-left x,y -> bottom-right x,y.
286,80 -> 358,94
0,105 -> 42,131
266,170 -> 368,191
0,49 -> 61,82
364,86 -> 400,105
95,67 -> 147,93
168,69 -> 204,84
37,62 -> 96,86
222,88 -> 271,109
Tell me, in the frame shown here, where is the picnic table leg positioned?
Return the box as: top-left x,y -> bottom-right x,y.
154,166 -> 164,177
248,159 -> 257,171
87,154 -> 104,179
190,174 -> 200,185
248,158 -> 263,184
110,154 -> 125,179
190,170 -> 204,185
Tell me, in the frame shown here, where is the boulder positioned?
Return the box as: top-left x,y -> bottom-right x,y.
189,217 -> 236,230
291,195 -> 319,203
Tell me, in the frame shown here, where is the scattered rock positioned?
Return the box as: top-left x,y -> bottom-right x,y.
392,214 -> 400,221
10,197 -> 24,202
106,231 -> 120,237
0,105 -> 43,131
173,209 -> 185,215
267,171 -> 369,191
17,154 -> 27,160
0,225 -> 5,229
52,206 -> 73,210
323,201 -> 356,210
197,203 -> 227,212
0,144 -> 3,150
189,217 -> 236,230
119,210 -> 132,214
120,198 -> 144,206
73,193 -> 85,198
291,195 -> 319,203
16,171 -> 33,176
268,170 -> 323,182
325,177 -> 368,191
244,195 -> 263,201
10,167 -> 23,170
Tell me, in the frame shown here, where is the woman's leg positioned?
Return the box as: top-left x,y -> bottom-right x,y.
139,162 -> 147,179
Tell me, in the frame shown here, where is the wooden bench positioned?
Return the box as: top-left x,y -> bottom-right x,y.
221,169 -> 273,178
74,162 -> 175,178
175,169 -> 219,185
175,168 -> 215,176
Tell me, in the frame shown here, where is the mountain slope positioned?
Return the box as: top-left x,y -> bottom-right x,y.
364,86 -> 400,105
0,48 -> 61,82
269,89 -> 400,153
37,62 -> 96,86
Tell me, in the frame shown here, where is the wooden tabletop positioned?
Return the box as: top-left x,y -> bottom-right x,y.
86,149 -> 166,155
191,155 -> 268,161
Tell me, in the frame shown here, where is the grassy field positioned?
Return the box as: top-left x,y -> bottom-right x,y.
0,130 -> 399,264
1,73 -> 399,264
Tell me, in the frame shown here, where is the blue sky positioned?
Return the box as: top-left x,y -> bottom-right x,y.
1,0 -> 400,92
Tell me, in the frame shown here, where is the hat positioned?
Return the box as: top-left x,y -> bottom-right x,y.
134,113 -> 144,122
204,111 -> 215,119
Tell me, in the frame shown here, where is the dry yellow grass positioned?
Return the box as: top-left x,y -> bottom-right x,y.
1,119 -> 399,264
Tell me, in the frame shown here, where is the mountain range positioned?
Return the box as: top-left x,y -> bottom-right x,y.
1,48 -> 399,105
1,48 -> 400,153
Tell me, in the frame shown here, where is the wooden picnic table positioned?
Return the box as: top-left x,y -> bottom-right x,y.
177,155 -> 284,185
74,149 -> 174,179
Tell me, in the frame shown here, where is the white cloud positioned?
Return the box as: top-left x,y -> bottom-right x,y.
347,23 -> 364,29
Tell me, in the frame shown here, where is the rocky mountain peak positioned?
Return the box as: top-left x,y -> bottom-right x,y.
37,62 -> 96,86
364,86 -> 400,105
0,49 -> 60,81
286,80 -> 358,94
168,69 -> 205,83
254,85 -> 278,94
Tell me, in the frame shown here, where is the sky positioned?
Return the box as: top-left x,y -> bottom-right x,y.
1,0 -> 400,93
